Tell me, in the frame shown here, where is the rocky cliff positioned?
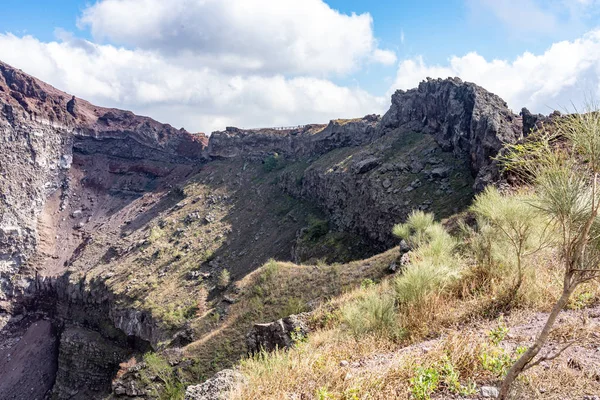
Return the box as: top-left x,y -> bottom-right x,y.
379,77 -> 523,190
207,115 -> 381,160
0,61 -> 207,399
0,60 -> 207,305
0,60 -> 529,399
209,77 -> 523,248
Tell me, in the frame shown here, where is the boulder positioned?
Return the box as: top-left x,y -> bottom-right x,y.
353,157 -> 381,174
480,386 -> 499,398
184,369 -> 246,400
430,166 -> 451,179
399,239 -> 411,254
246,313 -> 309,353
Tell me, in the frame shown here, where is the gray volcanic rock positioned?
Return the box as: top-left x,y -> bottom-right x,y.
520,107 -> 561,136
380,77 -> 523,190
185,369 -> 247,400
207,115 -> 381,160
246,313 -> 309,353
53,326 -> 131,399
279,130 -> 475,248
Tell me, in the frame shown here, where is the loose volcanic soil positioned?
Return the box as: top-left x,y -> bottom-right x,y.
0,316 -> 58,400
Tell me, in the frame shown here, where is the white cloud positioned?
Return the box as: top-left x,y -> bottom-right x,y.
390,30 -> 600,114
77,0 -> 396,76
467,0 -> 600,36
0,33 -> 386,133
467,0 -> 558,34
371,49 -> 397,65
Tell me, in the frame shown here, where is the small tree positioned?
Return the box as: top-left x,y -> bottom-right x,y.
471,186 -> 551,295
498,108 -> 600,398
218,268 -> 231,289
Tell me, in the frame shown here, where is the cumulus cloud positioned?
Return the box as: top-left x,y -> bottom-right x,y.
390,30 -> 600,113
78,0 -> 396,75
0,33 -> 386,133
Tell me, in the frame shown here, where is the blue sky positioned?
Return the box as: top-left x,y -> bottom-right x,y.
1,0 -> 600,132
2,0 -> 587,60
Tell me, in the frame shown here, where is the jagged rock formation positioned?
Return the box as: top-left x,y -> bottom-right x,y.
379,77 -> 522,190
520,107 -> 562,136
210,78 -> 522,189
0,60 -> 532,398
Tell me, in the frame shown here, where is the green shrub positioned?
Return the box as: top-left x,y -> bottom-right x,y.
218,269 -> 231,289
141,353 -> 185,399
360,278 -> 376,289
570,290 -> 595,310
393,210 -> 457,262
410,366 -> 440,400
162,380 -> 186,400
392,213 -> 460,306
488,317 -> 509,346
480,348 -> 513,377
440,358 -> 477,396
148,226 -> 164,243
260,259 -> 280,283
316,387 -> 335,400
143,353 -> 172,383
290,326 -> 308,344
263,153 -> 283,172
304,216 -> 329,242
470,186 -> 551,292
393,210 -> 435,248
341,286 -> 399,339
393,261 -> 459,306
410,357 -> 477,400
282,297 -> 307,316
415,223 -> 458,266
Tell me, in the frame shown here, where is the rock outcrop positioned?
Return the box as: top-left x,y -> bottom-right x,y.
246,313 -> 309,353
184,369 -> 247,400
379,77 -> 522,190
520,107 -> 562,136
207,115 -> 380,160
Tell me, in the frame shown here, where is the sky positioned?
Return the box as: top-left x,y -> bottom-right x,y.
1,0 -> 600,133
